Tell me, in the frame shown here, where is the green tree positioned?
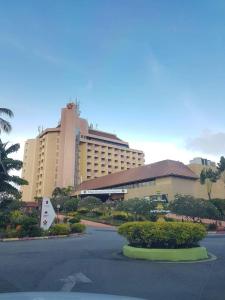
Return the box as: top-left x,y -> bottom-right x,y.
78,196 -> 102,212
170,194 -> 221,220
0,108 -> 14,134
116,198 -> 157,220
217,156 -> 225,173
0,140 -> 28,196
52,186 -> 74,198
200,168 -> 219,200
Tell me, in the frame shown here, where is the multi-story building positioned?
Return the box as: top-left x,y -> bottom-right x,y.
21,103 -> 145,201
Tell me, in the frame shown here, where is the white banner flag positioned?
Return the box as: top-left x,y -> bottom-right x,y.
40,197 -> 56,230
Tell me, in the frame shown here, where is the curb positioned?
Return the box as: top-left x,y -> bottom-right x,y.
0,233 -> 84,242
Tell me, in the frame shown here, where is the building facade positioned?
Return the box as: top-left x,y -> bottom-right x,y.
76,159 -> 225,201
21,103 -> 145,201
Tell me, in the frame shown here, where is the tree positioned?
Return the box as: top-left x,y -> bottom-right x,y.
116,198 -> 157,220
52,186 -> 74,198
78,196 -> 102,212
0,140 -> 28,196
217,156 -> 225,173
0,108 -> 14,134
170,194 -> 221,220
200,168 -> 219,200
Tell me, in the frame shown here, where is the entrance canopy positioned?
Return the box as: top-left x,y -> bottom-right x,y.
80,189 -> 127,201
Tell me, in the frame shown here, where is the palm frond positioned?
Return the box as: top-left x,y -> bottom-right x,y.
0,108 -> 14,118
5,143 -> 20,155
0,118 -> 12,133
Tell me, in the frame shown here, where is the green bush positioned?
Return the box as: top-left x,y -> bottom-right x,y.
118,221 -> 206,249
70,223 -> 86,233
112,211 -> 131,221
5,229 -> 19,238
77,208 -> 89,214
69,215 -> 81,224
49,224 -> 70,235
18,216 -> 43,238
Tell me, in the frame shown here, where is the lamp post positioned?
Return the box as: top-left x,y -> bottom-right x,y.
57,204 -> 60,223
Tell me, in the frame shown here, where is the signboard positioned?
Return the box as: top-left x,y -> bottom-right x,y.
80,189 -> 127,195
40,197 -> 56,230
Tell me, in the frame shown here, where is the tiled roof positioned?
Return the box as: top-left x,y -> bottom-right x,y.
88,129 -> 125,142
78,160 -> 198,190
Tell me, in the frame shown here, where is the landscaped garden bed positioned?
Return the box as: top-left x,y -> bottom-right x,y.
118,221 -> 208,261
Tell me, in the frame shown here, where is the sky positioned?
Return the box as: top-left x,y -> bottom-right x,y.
1,0 -> 225,166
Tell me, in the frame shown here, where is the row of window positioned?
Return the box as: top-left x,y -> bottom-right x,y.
116,180 -> 156,190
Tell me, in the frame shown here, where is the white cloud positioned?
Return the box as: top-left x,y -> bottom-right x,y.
186,129 -> 225,156
129,139 -> 219,165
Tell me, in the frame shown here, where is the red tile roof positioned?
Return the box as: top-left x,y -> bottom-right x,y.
77,160 -> 198,191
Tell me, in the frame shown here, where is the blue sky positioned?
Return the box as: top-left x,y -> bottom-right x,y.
1,0 -> 225,164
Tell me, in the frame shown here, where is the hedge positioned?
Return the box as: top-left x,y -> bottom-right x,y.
49,224 -> 70,235
70,223 -> 86,233
118,221 -> 206,249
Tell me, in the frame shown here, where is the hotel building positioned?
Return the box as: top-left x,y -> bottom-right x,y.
21,103 -> 145,201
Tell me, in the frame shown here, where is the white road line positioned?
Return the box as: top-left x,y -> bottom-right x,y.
60,273 -> 92,292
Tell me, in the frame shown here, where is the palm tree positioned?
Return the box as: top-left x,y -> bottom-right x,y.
0,108 -> 14,134
0,139 -> 28,196
200,168 -> 219,200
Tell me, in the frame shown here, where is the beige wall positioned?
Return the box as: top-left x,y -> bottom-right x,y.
79,138 -> 144,182
57,104 -> 78,187
21,139 -> 39,201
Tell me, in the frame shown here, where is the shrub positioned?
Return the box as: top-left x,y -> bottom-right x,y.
49,224 -> 70,235
70,223 -> 86,233
67,212 -> 80,217
77,208 -> 89,214
69,215 -> 81,224
118,221 -> 206,249
112,211 -> 130,221
170,194 -> 221,220
5,229 -> 19,238
78,196 -> 102,212
18,216 -> 43,237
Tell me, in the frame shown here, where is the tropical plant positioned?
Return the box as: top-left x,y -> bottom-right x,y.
170,194 -> 221,220
52,186 -> 74,197
0,108 -> 14,134
70,223 -> 86,233
0,140 -> 28,196
200,168 -> 219,200
118,221 -> 206,249
78,196 -> 102,213
116,198 -> 157,220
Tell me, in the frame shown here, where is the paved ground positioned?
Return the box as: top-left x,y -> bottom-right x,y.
0,227 -> 224,300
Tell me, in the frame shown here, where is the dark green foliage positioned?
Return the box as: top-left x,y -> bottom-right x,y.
78,196 -> 102,212
116,198 -> 157,220
0,140 -> 28,196
49,224 -> 70,235
70,223 -> 86,233
51,196 -> 79,212
200,168 -> 220,200
217,156 -> 225,173
63,198 -> 79,212
0,107 -> 14,133
210,199 -> 225,218
69,215 -> 81,224
170,194 -> 221,220
118,221 -> 206,249
18,216 -> 43,237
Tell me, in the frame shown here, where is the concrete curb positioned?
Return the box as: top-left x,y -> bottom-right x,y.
0,233 -> 84,242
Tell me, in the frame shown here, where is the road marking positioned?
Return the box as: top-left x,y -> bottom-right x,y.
60,272 -> 92,292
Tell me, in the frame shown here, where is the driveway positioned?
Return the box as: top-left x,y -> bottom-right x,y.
0,226 -> 224,300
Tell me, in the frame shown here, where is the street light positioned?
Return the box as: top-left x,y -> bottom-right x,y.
57,204 -> 60,223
